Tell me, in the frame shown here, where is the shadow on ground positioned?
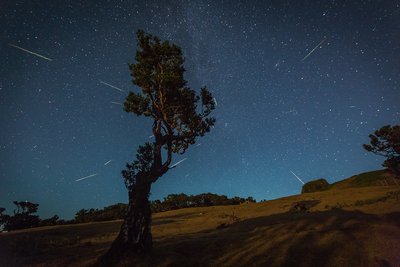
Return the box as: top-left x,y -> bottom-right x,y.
108,209 -> 400,267
1,209 -> 399,266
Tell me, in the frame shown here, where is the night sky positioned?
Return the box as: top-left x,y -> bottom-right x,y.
1,1 -> 399,219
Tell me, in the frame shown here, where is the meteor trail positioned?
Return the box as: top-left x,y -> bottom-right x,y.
111,101 -> 123,105
8,43 -> 53,61
289,170 -> 305,185
213,97 -> 218,107
75,173 -> 98,182
170,158 -> 187,168
99,80 -> 125,92
104,160 -> 112,166
301,38 -> 326,61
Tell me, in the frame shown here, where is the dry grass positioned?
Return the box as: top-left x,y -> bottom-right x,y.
1,185 -> 400,266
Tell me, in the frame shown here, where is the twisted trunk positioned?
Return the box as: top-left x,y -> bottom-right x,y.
97,179 -> 153,266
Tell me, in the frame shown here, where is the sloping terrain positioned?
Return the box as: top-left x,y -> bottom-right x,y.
330,169 -> 397,189
0,172 -> 399,266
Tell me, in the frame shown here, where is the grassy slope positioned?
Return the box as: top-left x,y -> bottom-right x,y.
1,172 -> 400,267
330,169 -> 397,189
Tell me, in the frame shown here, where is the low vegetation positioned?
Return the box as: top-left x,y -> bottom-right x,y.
75,193 -> 255,224
0,201 -> 64,232
301,179 -> 330,193
1,193 -> 256,232
363,124 -> 400,178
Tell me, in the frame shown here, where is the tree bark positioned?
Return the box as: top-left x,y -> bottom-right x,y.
96,179 -> 153,266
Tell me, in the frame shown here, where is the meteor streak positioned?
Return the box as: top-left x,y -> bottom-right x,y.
8,43 -> 53,61
75,173 -> 98,182
301,38 -> 326,61
111,101 -> 123,105
99,80 -> 125,92
289,170 -> 305,185
213,97 -> 218,107
104,160 -> 112,166
170,158 -> 187,168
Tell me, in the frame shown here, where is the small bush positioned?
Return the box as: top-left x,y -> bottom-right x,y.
289,200 -> 320,212
302,179 -> 330,193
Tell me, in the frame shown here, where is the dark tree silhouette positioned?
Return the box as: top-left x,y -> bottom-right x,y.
363,125 -> 400,178
0,207 -> 8,231
1,201 -> 40,231
99,30 -> 216,264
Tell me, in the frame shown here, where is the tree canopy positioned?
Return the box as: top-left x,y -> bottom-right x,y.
363,125 -> 400,177
122,30 -> 216,189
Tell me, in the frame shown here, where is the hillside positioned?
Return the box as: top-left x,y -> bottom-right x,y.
301,169 -> 398,193
330,169 -> 398,189
0,172 -> 399,266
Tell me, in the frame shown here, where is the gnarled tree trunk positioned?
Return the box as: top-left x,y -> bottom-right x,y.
96,179 -> 153,266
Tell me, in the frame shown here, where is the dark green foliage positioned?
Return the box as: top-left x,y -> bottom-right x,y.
0,202 -> 62,231
0,207 -> 10,230
39,215 -> 60,227
5,214 -> 40,231
151,193 -> 255,212
363,125 -> 400,178
123,30 -> 216,175
12,201 -> 39,215
74,204 -> 128,223
301,179 -> 330,193
1,201 -> 40,231
71,194 -> 256,223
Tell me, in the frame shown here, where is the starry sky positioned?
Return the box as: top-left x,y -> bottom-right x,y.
1,1 -> 399,219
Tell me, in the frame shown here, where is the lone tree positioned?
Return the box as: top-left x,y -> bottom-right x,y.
363,125 -> 400,178
100,31 -> 216,264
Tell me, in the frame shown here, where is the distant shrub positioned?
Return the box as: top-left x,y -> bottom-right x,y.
1,201 -> 41,231
289,200 -> 320,212
72,193 -> 256,224
302,179 -> 330,193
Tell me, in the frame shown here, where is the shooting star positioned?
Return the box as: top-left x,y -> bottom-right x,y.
213,97 -> 218,107
99,80 -> 125,92
8,43 -> 53,61
170,158 -> 187,168
289,170 -> 305,185
75,173 -> 98,182
301,37 -> 326,61
104,160 -> 113,166
111,101 -> 123,106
